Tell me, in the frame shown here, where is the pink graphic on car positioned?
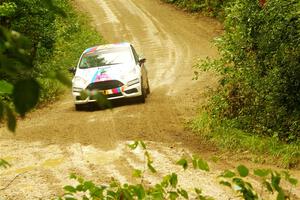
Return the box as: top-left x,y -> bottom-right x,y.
91,69 -> 111,83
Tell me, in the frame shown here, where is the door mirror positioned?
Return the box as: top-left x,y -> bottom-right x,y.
139,58 -> 146,65
68,67 -> 76,74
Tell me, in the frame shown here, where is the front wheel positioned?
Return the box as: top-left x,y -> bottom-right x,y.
75,104 -> 85,111
138,80 -> 146,103
146,78 -> 150,95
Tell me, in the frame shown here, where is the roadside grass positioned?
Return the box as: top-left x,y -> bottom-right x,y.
37,1 -> 105,103
160,0 -> 232,20
190,110 -> 300,169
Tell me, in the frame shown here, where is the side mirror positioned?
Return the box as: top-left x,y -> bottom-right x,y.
139,58 -> 146,65
68,67 -> 76,75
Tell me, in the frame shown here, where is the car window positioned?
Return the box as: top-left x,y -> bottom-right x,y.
79,47 -> 134,69
131,46 -> 139,64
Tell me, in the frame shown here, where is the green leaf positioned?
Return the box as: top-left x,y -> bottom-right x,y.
63,185 -> 77,193
76,184 -> 84,192
82,196 -> 89,200
128,141 -> 139,150
263,181 -> 273,193
90,186 -> 103,197
65,197 -> 77,200
83,181 -> 95,190
237,165 -> 249,177
219,181 -> 231,187
197,159 -> 210,172
147,163 -> 157,173
220,170 -> 236,178
69,173 -> 77,179
276,190 -> 285,200
169,173 -> 178,188
176,158 -> 188,170
139,141 -> 146,149
109,180 -> 119,188
0,159 -> 11,168
12,79 -> 40,117
271,173 -> 282,192
168,191 -> 179,200
232,177 -> 243,186
288,178 -> 298,186
120,189 -> 132,199
254,169 -> 270,177
192,158 -> 198,169
161,175 -> 171,187
132,184 -> 146,199
192,155 -> 198,169
194,188 -> 202,195
132,169 -> 142,178
6,106 -> 16,132
0,80 -> 13,94
177,189 -> 188,199
145,151 -> 152,163
93,92 -> 111,108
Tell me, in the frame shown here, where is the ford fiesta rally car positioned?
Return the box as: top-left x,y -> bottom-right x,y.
70,43 -> 150,110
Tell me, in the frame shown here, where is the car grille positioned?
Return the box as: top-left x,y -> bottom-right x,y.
107,93 -> 122,98
86,80 -> 124,90
89,92 -> 122,100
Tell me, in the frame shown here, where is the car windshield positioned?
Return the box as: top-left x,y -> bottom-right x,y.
79,47 -> 133,69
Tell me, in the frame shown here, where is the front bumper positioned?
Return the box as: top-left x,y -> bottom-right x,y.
72,82 -> 142,104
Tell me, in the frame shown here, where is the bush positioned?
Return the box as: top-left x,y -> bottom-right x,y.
0,0 -> 104,131
0,0 -> 104,105
161,0 -> 234,19
34,0 -> 105,103
195,0 -> 300,142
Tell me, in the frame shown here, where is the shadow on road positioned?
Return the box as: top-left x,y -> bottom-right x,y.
76,98 -> 145,112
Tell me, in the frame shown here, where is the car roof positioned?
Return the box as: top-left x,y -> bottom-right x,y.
83,42 -> 131,54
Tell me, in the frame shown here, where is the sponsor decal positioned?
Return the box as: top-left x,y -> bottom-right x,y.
84,46 -> 98,54
91,69 -> 111,82
102,87 -> 124,95
87,86 -> 124,96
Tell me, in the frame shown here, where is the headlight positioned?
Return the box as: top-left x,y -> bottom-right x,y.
73,76 -> 86,86
127,78 -> 139,86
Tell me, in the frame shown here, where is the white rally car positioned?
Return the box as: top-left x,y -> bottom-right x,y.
70,43 -> 150,110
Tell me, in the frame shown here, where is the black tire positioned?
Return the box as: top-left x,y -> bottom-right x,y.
146,79 -> 150,95
138,80 -> 146,103
75,104 -> 85,111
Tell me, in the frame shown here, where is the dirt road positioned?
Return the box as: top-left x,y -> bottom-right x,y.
1,0 -> 297,199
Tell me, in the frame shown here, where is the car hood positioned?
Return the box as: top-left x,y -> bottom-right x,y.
73,64 -> 137,88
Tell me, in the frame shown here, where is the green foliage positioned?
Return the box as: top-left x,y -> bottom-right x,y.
192,155 -> 210,172
237,165 -> 249,177
161,0 -> 234,19
12,79 -> 40,117
176,158 -> 188,170
0,159 -> 11,169
58,142 -> 298,200
219,165 -> 298,200
0,0 -> 105,131
196,0 -> 300,141
58,142 -> 199,200
193,0 -> 300,166
191,112 -> 300,167
0,2 -> 16,17
0,0 -> 66,131
35,0 -> 105,103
